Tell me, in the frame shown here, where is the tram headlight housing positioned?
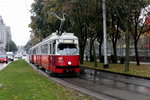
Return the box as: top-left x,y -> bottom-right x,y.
68,61 -> 72,65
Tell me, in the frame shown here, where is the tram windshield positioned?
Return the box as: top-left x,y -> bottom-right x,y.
57,44 -> 78,55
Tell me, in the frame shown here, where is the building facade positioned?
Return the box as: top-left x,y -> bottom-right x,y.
0,15 -> 12,54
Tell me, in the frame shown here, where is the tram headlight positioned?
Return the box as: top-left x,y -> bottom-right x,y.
68,61 -> 72,65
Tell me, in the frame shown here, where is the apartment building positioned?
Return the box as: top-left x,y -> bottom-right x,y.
0,15 -> 11,54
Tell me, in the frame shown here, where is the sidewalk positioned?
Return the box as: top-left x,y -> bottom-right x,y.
0,63 -> 8,71
130,61 -> 150,64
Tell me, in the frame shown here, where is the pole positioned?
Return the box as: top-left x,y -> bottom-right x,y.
8,40 -> 9,52
102,0 -> 109,68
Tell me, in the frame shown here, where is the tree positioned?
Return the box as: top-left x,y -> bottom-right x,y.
110,0 -> 134,71
110,0 -> 150,70
29,0 -> 48,39
129,0 -> 150,65
6,40 -> 18,52
68,1 -> 88,64
107,2 -> 121,63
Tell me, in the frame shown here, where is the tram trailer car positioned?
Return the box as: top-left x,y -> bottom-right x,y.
29,48 -> 34,64
29,47 -> 34,64
29,32 -> 80,74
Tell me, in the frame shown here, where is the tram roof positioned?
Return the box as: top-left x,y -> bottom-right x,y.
30,32 -> 78,49
42,32 -> 78,42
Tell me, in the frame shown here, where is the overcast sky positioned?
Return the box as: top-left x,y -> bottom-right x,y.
0,0 -> 34,46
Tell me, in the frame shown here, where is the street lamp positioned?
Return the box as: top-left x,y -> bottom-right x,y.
102,0 -> 109,68
7,40 -> 9,52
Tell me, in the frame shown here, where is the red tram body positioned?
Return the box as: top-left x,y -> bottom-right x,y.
29,32 -> 80,74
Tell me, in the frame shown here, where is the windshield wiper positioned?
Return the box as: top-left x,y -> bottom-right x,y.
64,48 -> 68,55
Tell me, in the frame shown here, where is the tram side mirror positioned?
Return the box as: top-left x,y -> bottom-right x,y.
74,40 -> 78,44
59,39 -> 63,43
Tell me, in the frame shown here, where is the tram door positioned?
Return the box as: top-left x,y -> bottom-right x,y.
49,41 -> 56,67
49,43 -> 52,67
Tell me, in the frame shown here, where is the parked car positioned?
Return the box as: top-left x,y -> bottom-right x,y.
14,55 -> 22,59
22,54 -> 27,59
6,52 -> 14,61
0,55 -> 9,63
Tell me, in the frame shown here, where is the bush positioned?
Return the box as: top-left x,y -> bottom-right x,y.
110,55 -> 117,63
100,56 -> 104,63
90,55 -> 94,62
120,56 -> 125,64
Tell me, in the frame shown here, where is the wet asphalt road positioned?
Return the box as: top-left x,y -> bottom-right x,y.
25,58 -> 150,100
60,68 -> 150,100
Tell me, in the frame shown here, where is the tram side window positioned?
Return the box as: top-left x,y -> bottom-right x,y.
45,44 -> 48,54
29,50 -> 31,55
53,43 -> 55,54
41,45 -> 45,54
41,44 -> 48,54
41,46 -> 42,54
33,48 -> 36,55
36,47 -> 38,55
49,44 -> 52,54
38,46 -> 41,54
30,50 -> 32,55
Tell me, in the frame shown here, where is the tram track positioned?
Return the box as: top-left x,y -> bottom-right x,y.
28,62 -> 150,100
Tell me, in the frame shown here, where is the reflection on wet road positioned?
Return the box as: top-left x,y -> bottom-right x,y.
81,68 -> 150,94
0,63 -> 8,71
60,68 -> 150,100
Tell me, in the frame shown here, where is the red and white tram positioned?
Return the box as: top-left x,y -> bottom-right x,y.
29,32 -> 80,74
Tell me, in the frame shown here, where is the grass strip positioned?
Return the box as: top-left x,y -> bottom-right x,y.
80,61 -> 150,78
0,60 -> 93,100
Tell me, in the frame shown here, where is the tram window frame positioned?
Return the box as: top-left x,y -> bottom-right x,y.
41,45 -> 42,54
41,43 -> 48,55
44,43 -> 48,54
33,48 -> 36,55
49,43 -> 52,54
30,49 -> 32,55
38,45 -> 41,55
53,41 -> 56,54
41,45 -> 45,54
36,47 -> 38,55
29,50 -> 31,55
53,44 -> 55,54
